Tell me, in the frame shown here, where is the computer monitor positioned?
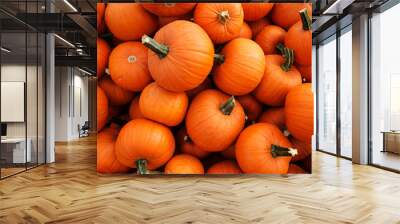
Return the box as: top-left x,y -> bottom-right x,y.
1,123 -> 7,137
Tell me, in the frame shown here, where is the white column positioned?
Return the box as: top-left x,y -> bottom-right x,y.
46,32 -> 55,163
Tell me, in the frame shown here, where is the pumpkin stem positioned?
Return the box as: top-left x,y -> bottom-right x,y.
271,145 -> 298,158
280,46 -> 294,72
276,43 -> 285,54
220,96 -> 235,115
136,159 -> 148,175
299,8 -> 312,31
214,53 -> 225,64
141,35 -> 169,59
217,10 -> 230,24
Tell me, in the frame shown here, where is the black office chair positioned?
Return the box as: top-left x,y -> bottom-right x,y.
78,121 -> 90,138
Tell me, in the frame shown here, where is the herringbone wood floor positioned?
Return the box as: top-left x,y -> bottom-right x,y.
1,136 -> 400,224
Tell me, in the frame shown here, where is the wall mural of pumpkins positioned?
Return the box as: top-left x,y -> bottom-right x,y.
97,2 -> 313,175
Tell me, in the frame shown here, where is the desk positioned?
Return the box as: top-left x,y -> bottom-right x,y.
1,138 -> 31,163
381,131 -> 400,154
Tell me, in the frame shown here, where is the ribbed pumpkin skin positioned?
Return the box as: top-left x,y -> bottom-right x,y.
285,21 -> 312,66
213,38 -> 265,96
194,3 -> 244,44
147,21 -> 214,92
115,119 -> 175,169
289,136 -> 311,162
97,3 -> 106,34
253,55 -> 302,106
255,25 -> 286,55
97,86 -> 108,131
109,42 -> 152,92
99,76 -> 134,106
258,107 -> 286,131
139,82 -> 188,126
248,17 -> 270,38
270,3 -> 312,30
142,3 -> 196,16
186,89 -> 245,152
128,97 -> 144,120
105,3 -> 158,41
297,64 -> 312,82
164,154 -> 204,174
207,160 -> 242,174
285,83 -> 314,143
241,3 -> 274,21
177,128 -> 210,159
97,126 -> 130,173
221,145 -> 236,159
97,38 -> 110,78
237,94 -> 263,122
237,22 -> 252,39
288,164 -> 306,174
236,123 -> 292,174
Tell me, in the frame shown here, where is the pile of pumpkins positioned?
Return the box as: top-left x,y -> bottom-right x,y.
97,3 -> 313,175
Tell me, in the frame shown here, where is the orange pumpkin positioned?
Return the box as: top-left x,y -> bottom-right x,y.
255,25 -> 286,55
194,3 -> 244,44
105,3 -> 158,41
236,123 -> 297,174
115,119 -> 175,173
207,160 -> 242,174
248,17 -> 270,38
213,38 -> 265,95
97,126 -> 130,173
109,41 -> 152,92
142,20 -> 214,92
284,8 -> 312,66
258,107 -> 286,131
186,77 -> 213,100
97,86 -> 108,131
97,38 -> 110,78
221,145 -> 236,159
270,3 -> 312,30
177,128 -> 210,159
158,14 -> 192,28
139,82 -> 188,126
142,3 -> 196,16
237,22 -> 252,39
241,3 -> 274,21
128,97 -> 144,120
289,136 -> 312,162
186,89 -> 245,152
297,64 -> 312,82
285,83 -> 314,143
288,164 -> 306,174
237,94 -> 263,123
97,3 -> 106,34
253,47 -> 302,106
164,154 -> 204,174
99,76 -> 134,106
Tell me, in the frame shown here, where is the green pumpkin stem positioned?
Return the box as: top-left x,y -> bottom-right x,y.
220,96 -> 235,115
136,159 -> 148,175
276,43 -> 285,54
141,35 -> 169,59
217,10 -> 230,24
214,53 -> 225,64
271,145 -> 298,158
299,8 -> 312,31
280,46 -> 294,72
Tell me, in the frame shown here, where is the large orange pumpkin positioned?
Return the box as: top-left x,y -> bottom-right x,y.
97,126 -> 130,173
186,89 -> 245,152
97,38 -> 110,78
207,160 -> 242,174
177,128 -> 210,159
115,119 -> 175,173
284,8 -> 312,66
128,97 -> 144,120
97,3 -> 106,34
270,3 -> 312,30
289,136 -> 311,162
297,64 -> 312,82
241,3 -> 274,21
109,41 -> 152,92
139,82 -> 188,126
213,38 -> 265,95
142,3 -> 196,16
164,154 -> 204,174
98,76 -> 134,106
248,17 -> 270,37
255,25 -> 286,55
142,20 -> 214,92
258,107 -> 286,131
237,22 -> 252,39
97,86 -> 108,131
194,3 -> 244,44
105,3 -> 158,41
237,94 -> 263,123
236,123 -> 297,174
253,48 -> 302,106
285,83 -> 314,143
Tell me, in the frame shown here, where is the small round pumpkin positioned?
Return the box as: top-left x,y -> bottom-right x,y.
97,3 -> 106,34
207,160 -> 242,174
177,128 -> 210,159
109,41 -> 152,92
255,25 -> 286,55
99,76 -> 134,106
237,94 -> 263,123
97,86 -> 108,131
248,17 -> 270,37
288,164 -> 306,174
139,82 -> 188,126
236,123 -> 297,174
237,22 -> 252,39
289,136 -> 311,162
142,20 -> 214,92
164,154 -> 204,174
194,3 -> 244,44
297,64 -> 312,82
97,38 -> 110,78
186,89 -> 245,152
241,3 -> 274,21
220,145 -> 236,159
285,83 -> 314,143
105,3 -> 158,41
213,38 -> 265,96
270,3 -> 312,30
115,119 -> 175,173
258,107 -> 286,131
128,97 -> 144,120
142,3 -> 196,16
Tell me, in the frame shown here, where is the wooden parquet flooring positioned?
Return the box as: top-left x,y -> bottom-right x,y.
1,136 -> 400,224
